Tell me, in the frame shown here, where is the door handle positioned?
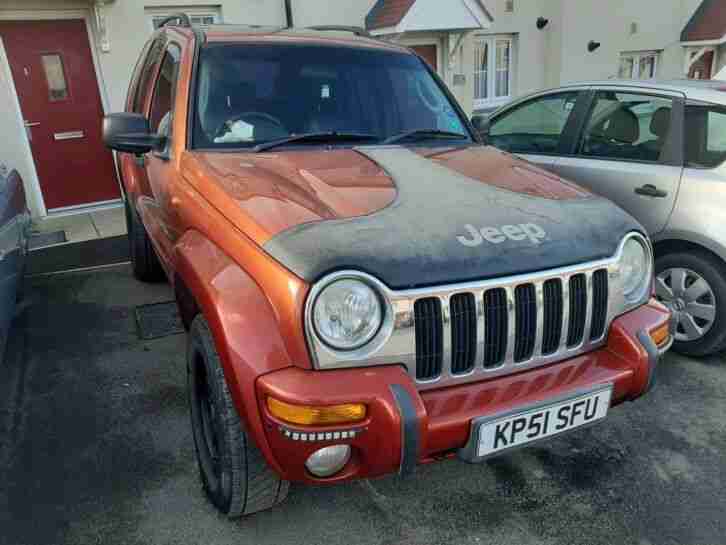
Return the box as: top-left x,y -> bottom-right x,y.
24,121 -> 40,127
635,184 -> 668,198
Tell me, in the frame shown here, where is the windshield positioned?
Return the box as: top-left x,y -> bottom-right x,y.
192,43 -> 470,149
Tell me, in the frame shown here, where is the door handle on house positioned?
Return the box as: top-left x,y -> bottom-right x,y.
635,184 -> 668,198
23,120 -> 39,142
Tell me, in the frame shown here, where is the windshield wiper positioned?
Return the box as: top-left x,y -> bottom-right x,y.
382,129 -> 468,145
253,132 -> 378,152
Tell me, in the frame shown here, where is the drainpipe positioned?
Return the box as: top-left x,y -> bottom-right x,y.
284,0 -> 294,28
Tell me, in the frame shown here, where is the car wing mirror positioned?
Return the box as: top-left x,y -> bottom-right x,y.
471,114 -> 490,144
103,112 -> 165,155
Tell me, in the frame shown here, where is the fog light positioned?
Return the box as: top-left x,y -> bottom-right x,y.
305,445 -> 351,478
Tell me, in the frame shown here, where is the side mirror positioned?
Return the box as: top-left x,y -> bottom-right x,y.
103,112 -> 165,155
471,114 -> 490,143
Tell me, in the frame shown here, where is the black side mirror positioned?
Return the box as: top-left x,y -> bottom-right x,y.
471,115 -> 490,143
103,112 -> 165,155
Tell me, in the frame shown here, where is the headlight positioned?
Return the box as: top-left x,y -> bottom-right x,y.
620,237 -> 650,302
313,279 -> 383,350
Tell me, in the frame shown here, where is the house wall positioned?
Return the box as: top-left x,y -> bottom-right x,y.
460,0 -> 705,114
556,0 -> 702,84
288,0 -> 376,28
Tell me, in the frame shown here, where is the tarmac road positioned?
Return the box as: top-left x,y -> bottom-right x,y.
2,264 -> 725,545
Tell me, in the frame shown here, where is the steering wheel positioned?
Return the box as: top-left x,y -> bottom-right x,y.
214,112 -> 286,139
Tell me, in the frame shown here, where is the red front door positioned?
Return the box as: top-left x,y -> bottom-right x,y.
411,45 -> 438,71
0,19 -> 120,210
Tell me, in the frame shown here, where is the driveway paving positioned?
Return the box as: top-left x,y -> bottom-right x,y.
2,264 -> 725,545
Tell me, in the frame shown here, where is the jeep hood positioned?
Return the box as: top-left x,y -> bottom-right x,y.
187,146 -> 643,289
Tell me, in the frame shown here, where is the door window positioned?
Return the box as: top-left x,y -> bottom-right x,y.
684,104 -> 726,168
489,92 -> 578,154
579,91 -> 673,163
40,54 -> 69,101
149,45 -> 181,139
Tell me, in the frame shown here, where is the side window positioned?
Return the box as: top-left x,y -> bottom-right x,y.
148,45 -> 181,140
684,104 -> 726,168
489,92 -> 578,154
133,38 -> 165,114
579,91 -> 673,163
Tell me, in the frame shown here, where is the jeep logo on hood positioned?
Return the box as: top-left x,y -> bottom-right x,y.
457,223 -> 547,247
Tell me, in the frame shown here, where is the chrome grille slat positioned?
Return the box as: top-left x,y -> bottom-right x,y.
533,282 -> 545,358
503,286 -> 516,366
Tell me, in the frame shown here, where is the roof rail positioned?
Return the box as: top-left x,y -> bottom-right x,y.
156,13 -> 192,29
307,25 -> 372,38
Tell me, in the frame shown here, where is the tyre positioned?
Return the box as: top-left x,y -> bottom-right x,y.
187,315 -> 289,517
125,198 -> 164,282
655,251 -> 726,357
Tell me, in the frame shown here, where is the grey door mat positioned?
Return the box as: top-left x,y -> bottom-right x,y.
135,301 -> 184,340
26,236 -> 129,275
28,230 -> 67,250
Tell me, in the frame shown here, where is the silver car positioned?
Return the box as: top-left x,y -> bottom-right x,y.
475,79 -> 726,356
0,166 -> 30,360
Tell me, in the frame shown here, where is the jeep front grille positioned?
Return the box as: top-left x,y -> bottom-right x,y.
412,268 -> 610,385
305,233 -> 650,392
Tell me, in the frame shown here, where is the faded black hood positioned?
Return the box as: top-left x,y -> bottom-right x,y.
263,147 -> 644,289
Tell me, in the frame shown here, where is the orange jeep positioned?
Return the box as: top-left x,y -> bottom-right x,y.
104,16 -> 672,518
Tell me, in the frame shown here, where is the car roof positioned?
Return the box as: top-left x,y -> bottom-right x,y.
168,24 -> 409,54
554,78 -> 726,104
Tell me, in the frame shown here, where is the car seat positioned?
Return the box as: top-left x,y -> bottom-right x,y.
638,106 -> 671,161
586,107 -> 639,159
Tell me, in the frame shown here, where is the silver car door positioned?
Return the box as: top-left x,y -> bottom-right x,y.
488,90 -> 585,170
548,87 -> 684,235
0,170 -> 17,354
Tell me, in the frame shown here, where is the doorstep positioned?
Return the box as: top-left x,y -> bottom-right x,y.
31,203 -> 126,249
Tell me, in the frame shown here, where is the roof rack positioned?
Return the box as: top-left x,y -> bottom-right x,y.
156,13 -> 192,29
307,25 -> 372,38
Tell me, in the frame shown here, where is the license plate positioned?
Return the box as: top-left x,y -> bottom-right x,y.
475,385 -> 612,458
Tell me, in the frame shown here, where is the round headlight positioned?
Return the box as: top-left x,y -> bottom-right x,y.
620,237 -> 649,300
313,279 -> 383,350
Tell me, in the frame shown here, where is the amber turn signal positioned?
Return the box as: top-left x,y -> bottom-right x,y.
267,397 -> 367,426
649,322 -> 671,348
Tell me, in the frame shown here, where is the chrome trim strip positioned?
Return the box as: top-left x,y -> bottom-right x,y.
304,232 -> 653,391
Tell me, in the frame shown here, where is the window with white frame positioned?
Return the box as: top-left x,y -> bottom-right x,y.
147,8 -> 222,32
474,36 -> 514,110
618,51 -> 659,80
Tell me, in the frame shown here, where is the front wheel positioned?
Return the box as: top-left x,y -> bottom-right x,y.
655,251 -> 726,357
187,315 -> 289,517
125,198 -> 164,282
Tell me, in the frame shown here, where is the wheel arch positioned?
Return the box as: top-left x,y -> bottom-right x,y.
652,236 -> 726,268
174,229 -> 294,476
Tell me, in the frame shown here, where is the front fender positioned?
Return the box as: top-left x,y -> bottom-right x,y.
175,230 -> 302,475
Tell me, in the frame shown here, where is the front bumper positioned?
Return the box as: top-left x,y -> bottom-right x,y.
255,300 -> 670,484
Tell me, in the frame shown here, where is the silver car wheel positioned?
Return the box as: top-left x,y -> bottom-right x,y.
656,267 -> 717,342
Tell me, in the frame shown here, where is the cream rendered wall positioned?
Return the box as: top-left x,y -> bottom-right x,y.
556,0 -> 702,84
287,0 -> 376,27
